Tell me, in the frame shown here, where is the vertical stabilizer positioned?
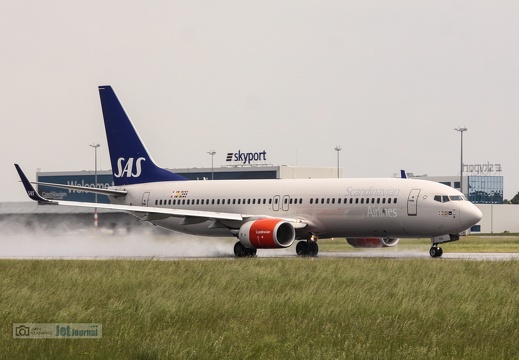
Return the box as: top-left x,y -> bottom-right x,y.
98,86 -> 186,186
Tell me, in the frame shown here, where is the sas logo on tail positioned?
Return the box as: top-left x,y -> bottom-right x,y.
114,157 -> 146,178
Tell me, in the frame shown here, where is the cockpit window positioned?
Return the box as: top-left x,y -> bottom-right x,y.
434,194 -> 466,203
449,195 -> 465,201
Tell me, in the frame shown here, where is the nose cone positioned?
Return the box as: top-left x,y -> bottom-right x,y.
461,203 -> 483,229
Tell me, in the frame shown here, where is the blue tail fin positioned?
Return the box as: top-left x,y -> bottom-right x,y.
98,86 -> 187,186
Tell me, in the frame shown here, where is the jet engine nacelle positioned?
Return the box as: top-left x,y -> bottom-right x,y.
238,219 -> 296,249
346,237 -> 400,248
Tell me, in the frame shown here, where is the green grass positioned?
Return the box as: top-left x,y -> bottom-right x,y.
1,258 -> 518,359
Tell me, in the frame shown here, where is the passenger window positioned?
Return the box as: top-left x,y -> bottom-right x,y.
377,198 -> 380,204
361,198 -> 364,204
394,198 -> 397,204
388,198 -> 392,204
310,198 -> 314,204
355,198 -> 359,204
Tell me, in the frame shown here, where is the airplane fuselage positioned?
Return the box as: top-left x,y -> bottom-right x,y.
109,177 -> 480,240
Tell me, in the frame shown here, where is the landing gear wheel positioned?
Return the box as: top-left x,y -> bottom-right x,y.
296,240 -> 319,257
429,246 -> 443,258
429,247 -> 437,257
296,241 -> 308,256
234,242 -> 257,257
307,241 -> 319,257
437,247 -> 443,257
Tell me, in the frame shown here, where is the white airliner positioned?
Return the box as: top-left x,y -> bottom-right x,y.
15,86 -> 482,258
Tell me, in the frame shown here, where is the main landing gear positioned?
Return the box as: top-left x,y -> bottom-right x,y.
296,238 -> 319,257
233,242 -> 257,257
429,245 -> 443,258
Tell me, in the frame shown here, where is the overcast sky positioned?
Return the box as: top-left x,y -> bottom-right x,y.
2,1 -> 518,202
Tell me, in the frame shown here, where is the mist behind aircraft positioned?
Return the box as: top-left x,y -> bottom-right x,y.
0,219 -> 240,259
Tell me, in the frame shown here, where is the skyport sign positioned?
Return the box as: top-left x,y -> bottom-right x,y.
463,162 -> 502,176
226,150 -> 268,165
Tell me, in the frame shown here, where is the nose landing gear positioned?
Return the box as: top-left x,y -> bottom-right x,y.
429,245 -> 443,258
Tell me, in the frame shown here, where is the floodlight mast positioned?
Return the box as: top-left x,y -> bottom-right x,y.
334,145 -> 342,178
89,143 -> 100,229
207,150 -> 216,180
454,127 -> 467,196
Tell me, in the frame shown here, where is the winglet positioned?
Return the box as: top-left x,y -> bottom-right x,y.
400,170 -> 408,179
14,164 -> 53,203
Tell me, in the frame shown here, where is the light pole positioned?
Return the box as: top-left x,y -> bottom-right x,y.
90,143 -> 100,229
207,150 -> 216,180
334,146 -> 342,178
454,127 -> 467,195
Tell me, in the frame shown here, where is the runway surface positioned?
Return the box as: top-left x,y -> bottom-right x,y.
0,231 -> 517,261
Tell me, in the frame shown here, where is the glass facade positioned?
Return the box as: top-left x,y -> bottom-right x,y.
468,176 -> 503,204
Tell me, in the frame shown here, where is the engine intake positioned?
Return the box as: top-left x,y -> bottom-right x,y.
346,237 -> 399,248
238,219 -> 296,249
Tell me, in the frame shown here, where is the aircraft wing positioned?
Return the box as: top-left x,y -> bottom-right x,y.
15,164 -> 307,227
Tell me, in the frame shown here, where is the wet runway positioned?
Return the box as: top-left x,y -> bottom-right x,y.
0,231 -> 517,261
